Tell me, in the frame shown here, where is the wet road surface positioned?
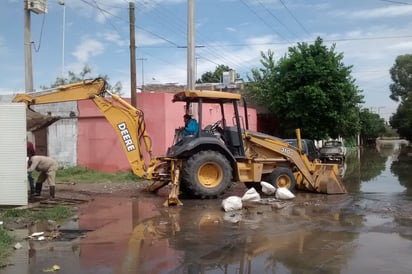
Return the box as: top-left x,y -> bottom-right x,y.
2,141 -> 412,274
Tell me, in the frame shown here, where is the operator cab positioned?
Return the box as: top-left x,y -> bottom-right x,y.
170,90 -> 249,158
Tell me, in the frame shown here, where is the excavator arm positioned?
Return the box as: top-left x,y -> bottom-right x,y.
13,78 -> 157,178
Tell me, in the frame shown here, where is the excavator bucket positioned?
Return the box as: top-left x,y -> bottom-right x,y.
312,164 -> 347,194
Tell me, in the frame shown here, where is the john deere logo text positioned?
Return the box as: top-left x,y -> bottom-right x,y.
117,122 -> 136,152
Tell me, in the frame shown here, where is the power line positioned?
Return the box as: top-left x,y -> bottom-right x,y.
278,0 -> 313,38
32,13 -> 46,53
173,34 -> 412,48
137,0 -> 254,74
255,0 -> 299,40
239,0 -> 291,42
78,0 -> 182,47
379,0 -> 412,5
91,0 -> 123,37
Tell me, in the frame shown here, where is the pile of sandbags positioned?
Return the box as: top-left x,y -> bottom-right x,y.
221,181 -> 295,212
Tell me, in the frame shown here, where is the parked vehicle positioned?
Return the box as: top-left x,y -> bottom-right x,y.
319,140 -> 346,163
283,139 -> 320,162
13,78 -> 347,206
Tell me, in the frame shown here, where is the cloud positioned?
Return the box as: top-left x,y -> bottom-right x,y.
387,41 -> 412,51
68,0 -> 126,23
99,31 -> 127,47
136,30 -> 167,46
72,38 -> 105,63
341,5 -> 412,19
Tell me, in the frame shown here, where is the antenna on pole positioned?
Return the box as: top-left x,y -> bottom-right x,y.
137,58 -> 147,92
129,2 -> 137,107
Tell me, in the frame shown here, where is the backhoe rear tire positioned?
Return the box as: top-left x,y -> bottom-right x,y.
182,150 -> 232,199
267,167 -> 296,191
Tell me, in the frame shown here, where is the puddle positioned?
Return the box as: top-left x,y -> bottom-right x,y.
360,159 -> 407,193
342,232 -> 412,274
3,193 -> 410,274
364,214 -> 393,227
2,145 -> 412,273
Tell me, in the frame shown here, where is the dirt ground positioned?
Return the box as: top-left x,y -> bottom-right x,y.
56,181 -> 149,200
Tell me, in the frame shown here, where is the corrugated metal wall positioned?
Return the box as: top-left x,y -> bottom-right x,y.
0,103 -> 27,205
33,102 -> 78,167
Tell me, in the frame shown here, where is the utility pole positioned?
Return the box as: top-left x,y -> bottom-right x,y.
24,0 -> 34,93
24,0 -> 47,92
187,0 -> 195,90
59,0 -> 66,78
137,57 -> 147,92
129,2 -> 137,107
187,0 -> 196,118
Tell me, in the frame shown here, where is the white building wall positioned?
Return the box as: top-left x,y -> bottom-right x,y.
0,95 -> 78,167
0,103 -> 28,205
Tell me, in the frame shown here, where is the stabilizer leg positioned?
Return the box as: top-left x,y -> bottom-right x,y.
164,168 -> 183,207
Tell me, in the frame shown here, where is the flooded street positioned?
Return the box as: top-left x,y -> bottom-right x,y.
2,141 -> 412,274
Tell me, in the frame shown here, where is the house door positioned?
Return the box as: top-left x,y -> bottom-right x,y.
34,128 -> 47,156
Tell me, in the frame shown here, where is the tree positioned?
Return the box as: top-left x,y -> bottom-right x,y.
389,54 -> 412,102
389,54 -> 412,141
197,65 -> 236,83
359,108 -> 386,144
245,37 -> 364,140
42,64 -> 123,95
390,100 -> 412,141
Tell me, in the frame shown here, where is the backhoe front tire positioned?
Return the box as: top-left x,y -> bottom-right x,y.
267,167 -> 296,191
182,150 -> 232,199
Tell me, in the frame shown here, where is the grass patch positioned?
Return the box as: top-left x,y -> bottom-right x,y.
0,205 -> 72,266
0,227 -> 14,266
0,205 -> 73,225
34,166 -> 142,184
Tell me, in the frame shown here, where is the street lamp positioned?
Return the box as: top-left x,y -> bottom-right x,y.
58,0 -> 65,78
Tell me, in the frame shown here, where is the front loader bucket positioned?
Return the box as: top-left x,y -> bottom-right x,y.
313,164 -> 347,194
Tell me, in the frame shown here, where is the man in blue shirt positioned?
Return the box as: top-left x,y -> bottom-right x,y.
182,114 -> 199,136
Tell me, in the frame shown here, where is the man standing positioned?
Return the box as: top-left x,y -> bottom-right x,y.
27,155 -> 58,199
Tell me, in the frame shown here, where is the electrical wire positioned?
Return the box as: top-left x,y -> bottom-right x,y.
32,13 -> 46,53
379,0 -> 412,4
78,0 -> 182,47
278,0 -> 313,38
255,0 -> 299,40
239,0 -> 291,43
137,0 -> 253,74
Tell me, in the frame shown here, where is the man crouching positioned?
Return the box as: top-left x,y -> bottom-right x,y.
28,155 -> 58,199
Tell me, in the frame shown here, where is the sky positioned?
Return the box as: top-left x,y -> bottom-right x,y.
1,0 -> 411,122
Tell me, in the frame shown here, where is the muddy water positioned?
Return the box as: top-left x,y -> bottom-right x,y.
2,141 -> 412,274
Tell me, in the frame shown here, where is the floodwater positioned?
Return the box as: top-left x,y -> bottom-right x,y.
2,140 -> 412,274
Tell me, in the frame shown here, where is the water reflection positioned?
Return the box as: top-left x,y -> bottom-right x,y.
342,140 -> 411,194
391,145 -> 412,195
3,190 -> 412,274
2,140 -> 412,274
125,199 -> 362,274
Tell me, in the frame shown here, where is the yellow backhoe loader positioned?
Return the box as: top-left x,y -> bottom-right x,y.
13,78 -> 346,206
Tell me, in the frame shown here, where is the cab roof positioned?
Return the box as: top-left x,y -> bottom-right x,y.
173,90 -> 241,104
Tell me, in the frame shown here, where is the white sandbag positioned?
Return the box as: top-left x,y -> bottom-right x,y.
260,181 -> 276,195
222,196 -> 243,212
275,187 -> 295,200
241,188 -> 261,202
